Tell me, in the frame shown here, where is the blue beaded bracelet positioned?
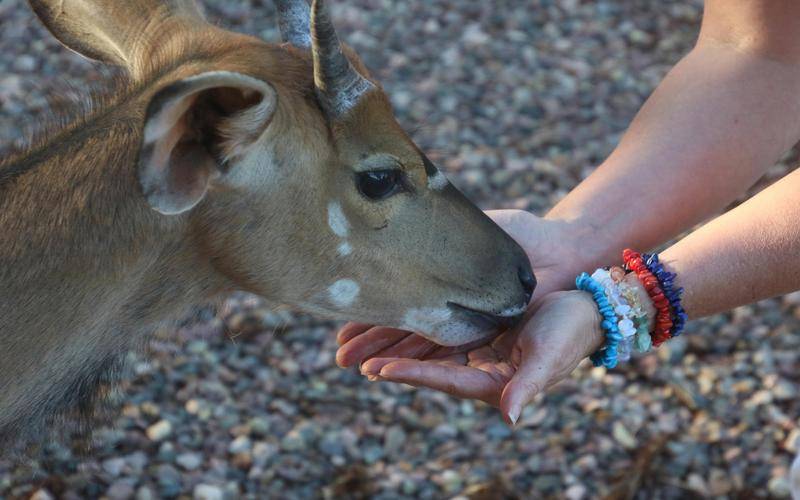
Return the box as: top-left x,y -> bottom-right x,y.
576,272 -> 622,369
642,253 -> 688,336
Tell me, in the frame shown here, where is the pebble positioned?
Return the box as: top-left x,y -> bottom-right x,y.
156,465 -> 182,497
107,481 -> 136,500
146,420 -> 172,441
30,490 -> 54,500
611,421 -> 637,449
193,484 -> 224,500
228,435 -> 252,454
768,476 -> 792,498
103,457 -> 126,477
176,452 -> 203,471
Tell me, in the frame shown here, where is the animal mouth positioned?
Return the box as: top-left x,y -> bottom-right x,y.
446,302 -> 525,331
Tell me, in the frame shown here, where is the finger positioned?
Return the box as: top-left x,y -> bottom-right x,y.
361,353 -> 467,376
499,353 -> 553,426
336,327 -> 410,368
336,322 -> 374,345
377,359 -> 504,405
361,357 -> 406,376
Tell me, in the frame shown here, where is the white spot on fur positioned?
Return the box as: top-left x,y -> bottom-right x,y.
427,171 -> 449,191
337,241 -> 352,256
328,202 -> 349,238
328,279 -> 360,308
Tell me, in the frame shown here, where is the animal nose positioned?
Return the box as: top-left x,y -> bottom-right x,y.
518,265 -> 536,304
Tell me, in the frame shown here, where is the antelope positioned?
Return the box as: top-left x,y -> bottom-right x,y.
0,0 -> 535,447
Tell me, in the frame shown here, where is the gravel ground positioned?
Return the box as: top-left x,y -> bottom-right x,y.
2,0 -> 800,498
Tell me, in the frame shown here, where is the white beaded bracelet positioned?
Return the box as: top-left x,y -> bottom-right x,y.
591,268 -> 637,361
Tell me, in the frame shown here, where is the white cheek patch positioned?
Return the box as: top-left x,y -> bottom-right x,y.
402,307 -> 453,333
328,279 -> 360,308
337,241 -> 353,256
328,202 -> 349,238
427,171 -> 449,191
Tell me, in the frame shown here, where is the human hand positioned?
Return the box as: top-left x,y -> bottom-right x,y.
350,291 -> 604,424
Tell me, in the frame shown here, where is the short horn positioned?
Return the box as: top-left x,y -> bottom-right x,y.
274,0 -> 311,48
310,0 -> 374,118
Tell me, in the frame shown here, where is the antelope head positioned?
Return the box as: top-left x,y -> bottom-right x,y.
29,0 -> 535,346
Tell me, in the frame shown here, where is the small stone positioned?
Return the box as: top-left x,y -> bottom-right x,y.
462,24 -> 489,46
438,470 -> 462,493
228,435 -> 252,454
629,29 -> 654,46
13,55 -> 36,72
362,444 -> 384,464
107,481 -> 136,500
103,457 -> 126,477
30,490 -> 54,500
565,484 -> 586,500
193,484 -> 224,500
135,486 -> 155,500
768,476 -> 791,497
384,426 -> 406,455
773,379 -> 797,400
612,421 -> 637,449
157,464 -> 182,494
126,452 -> 148,475
247,416 -> 270,436
146,419 -> 172,441
687,473 -> 709,495
281,429 -> 305,451
176,452 -> 203,471
708,468 -> 731,496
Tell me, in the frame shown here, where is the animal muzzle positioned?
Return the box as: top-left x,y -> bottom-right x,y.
447,263 -> 537,332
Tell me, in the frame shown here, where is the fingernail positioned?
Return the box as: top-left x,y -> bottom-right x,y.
366,375 -> 382,382
508,407 -> 520,427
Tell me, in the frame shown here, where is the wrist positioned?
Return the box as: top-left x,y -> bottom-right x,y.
569,290 -> 607,357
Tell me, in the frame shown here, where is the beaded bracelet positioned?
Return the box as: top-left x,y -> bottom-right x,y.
576,272 -> 622,368
591,268 -> 637,362
643,253 -> 688,337
623,249 -> 673,347
613,269 -> 653,353
578,250 -> 685,367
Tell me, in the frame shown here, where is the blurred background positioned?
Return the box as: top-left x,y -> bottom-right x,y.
2,0 -> 800,498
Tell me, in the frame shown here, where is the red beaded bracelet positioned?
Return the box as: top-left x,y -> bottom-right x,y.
622,249 -> 673,346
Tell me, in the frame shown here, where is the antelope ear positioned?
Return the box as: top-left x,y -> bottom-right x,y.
28,0 -> 205,68
139,71 -> 277,215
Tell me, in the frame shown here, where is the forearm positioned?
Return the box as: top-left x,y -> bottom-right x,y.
661,167 -> 800,319
548,41 -> 800,272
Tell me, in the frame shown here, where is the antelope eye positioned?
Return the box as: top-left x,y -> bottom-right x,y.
356,169 -> 402,200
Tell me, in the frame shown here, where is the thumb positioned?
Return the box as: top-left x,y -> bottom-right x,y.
499,356 -> 552,426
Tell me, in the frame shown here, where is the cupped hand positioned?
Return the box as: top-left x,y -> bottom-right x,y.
343,291 -> 603,424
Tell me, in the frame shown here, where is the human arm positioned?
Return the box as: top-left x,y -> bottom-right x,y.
547,0 -> 800,283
